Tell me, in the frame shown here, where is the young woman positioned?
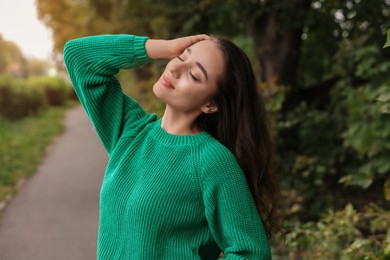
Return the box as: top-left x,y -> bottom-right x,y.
64,33 -> 280,259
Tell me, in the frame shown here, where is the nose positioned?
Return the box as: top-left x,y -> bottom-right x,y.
170,60 -> 183,79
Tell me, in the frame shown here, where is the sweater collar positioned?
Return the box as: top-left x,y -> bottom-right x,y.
151,118 -> 211,146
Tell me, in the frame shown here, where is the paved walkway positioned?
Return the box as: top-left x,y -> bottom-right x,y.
0,105 -> 107,260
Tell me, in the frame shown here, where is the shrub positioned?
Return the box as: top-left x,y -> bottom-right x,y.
0,75 -> 47,120
278,204 -> 390,259
0,75 -> 72,120
27,76 -> 72,106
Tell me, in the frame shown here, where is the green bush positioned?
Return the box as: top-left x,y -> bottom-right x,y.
264,37 -> 390,222
0,75 -> 73,120
265,36 -> 390,258
27,76 -> 72,106
339,83 -> 390,189
0,75 -> 47,120
278,204 -> 390,259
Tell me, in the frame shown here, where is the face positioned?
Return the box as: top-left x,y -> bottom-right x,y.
153,40 -> 224,115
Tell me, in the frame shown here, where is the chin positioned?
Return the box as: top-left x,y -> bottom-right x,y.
152,84 -> 167,103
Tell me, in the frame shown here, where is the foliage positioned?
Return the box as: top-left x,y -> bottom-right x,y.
340,83 -> 390,189
278,203 -> 390,259
0,34 -> 25,75
0,75 -> 47,120
0,75 -> 72,120
25,58 -> 48,77
385,29 -> 390,48
38,0 -> 313,85
0,34 -> 51,78
330,36 -> 390,191
270,34 -> 390,223
36,0 -> 165,53
27,76 -> 72,106
298,0 -> 390,87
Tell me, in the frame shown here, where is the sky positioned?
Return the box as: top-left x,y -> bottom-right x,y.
0,0 -> 53,60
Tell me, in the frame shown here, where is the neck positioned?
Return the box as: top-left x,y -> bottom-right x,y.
161,106 -> 202,135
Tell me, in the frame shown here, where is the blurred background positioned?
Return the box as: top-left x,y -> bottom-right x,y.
0,0 -> 389,258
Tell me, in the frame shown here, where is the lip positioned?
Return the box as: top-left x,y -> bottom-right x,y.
161,75 -> 175,89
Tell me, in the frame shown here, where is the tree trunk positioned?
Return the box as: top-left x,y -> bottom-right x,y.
248,0 -> 312,88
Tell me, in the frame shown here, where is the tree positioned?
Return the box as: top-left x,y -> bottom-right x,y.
0,34 -> 25,75
25,58 -> 48,76
236,0 -> 313,87
37,0 -> 314,86
274,0 -> 390,221
137,0 -> 313,87
37,0 -> 102,53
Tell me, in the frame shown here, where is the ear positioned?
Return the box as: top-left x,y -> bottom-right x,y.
200,100 -> 218,114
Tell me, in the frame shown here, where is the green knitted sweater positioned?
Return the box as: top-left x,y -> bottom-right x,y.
64,34 -> 271,260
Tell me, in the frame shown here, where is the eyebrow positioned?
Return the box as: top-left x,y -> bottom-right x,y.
186,48 -> 209,80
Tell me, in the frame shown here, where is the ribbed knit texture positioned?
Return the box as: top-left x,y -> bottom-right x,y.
64,34 -> 271,260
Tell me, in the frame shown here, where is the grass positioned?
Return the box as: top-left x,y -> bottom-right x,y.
0,102 -> 75,203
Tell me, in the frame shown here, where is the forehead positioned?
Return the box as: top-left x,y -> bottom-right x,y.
187,40 -> 224,82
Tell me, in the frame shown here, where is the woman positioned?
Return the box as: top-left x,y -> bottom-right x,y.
64,33 -> 280,259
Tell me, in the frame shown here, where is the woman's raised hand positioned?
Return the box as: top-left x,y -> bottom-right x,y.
145,34 -> 210,60
166,34 -> 210,58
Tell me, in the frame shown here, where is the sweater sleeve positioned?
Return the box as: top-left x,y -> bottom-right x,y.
200,144 -> 272,260
63,34 -> 155,155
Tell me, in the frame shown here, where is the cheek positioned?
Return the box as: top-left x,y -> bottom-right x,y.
193,83 -> 217,100
181,85 -> 216,108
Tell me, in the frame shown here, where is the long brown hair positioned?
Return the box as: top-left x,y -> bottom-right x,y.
195,37 -> 282,239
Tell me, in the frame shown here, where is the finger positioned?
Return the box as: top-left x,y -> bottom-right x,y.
195,34 -> 211,40
189,34 -> 210,44
168,34 -> 211,58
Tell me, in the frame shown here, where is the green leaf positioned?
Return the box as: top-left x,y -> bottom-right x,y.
339,175 -> 352,186
386,231 -> 390,249
349,239 -> 371,249
384,29 -> 390,48
377,91 -> 390,102
385,243 -> 390,255
350,176 -> 373,189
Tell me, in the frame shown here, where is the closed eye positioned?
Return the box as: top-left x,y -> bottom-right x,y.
190,71 -> 199,81
177,55 -> 199,81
